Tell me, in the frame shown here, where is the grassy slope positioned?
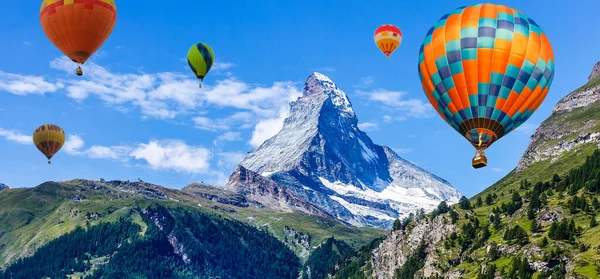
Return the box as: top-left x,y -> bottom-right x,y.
0,181 -> 384,268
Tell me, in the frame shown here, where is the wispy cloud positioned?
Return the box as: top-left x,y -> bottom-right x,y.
45,57 -> 301,121
217,151 -> 245,170
23,41 -> 32,46
383,115 -> 407,123
490,167 -> 504,173
357,89 -> 434,119
314,66 -> 335,72
354,77 -> 374,88
358,121 -> 379,131
213,132 -> 242,146
0,128 -> 31,144
514,123 -> 538,135
212,62 -> 236,72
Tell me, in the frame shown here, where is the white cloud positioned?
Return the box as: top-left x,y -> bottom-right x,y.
392,148 -> 413,154
358,89 -> 433,118
46,57 -> 301,121
64,135 -> 131,160
0,128 -> 31,144
249,109 -> 288,148
213,132 -> 242,146
130,140 -> 211,174
64,135 -> 212,174
23,41 -> 32,46
0,71 -> 63,96
514,123 -> 538,135
358,122 -> 379,131
491,167 -> 504,173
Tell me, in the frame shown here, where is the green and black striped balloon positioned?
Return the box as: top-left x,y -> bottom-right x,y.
187,42 -> 215,88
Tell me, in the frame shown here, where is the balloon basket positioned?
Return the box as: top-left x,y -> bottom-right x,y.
48,160 -> 52,165
472,153 -> 487,169
76,66 -> 83,76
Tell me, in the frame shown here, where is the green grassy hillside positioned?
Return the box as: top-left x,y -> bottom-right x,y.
0,179 -> 384,271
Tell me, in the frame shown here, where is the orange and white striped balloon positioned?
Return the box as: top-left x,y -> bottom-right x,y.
374,24 -> 403,59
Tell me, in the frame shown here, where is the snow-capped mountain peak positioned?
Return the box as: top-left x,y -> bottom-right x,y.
303,72 -> 355,118
235,73 -> 462,229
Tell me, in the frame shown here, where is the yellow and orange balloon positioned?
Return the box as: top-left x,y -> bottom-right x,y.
418,4 -> 555,168
374,24 -> 403,59
33,124 -> 66,164
40,0 -> 117,76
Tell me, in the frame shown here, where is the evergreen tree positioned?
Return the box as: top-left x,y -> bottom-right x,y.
449,210 -> 459,224
590,214 -> 598,228
487,242 -> 499,261
476,196 -> 483,208
485,194 -> 494,205
531,218 -> 539,233
392,219 -> 401,231
539,237 -> 549,248
459,196 -> 471,210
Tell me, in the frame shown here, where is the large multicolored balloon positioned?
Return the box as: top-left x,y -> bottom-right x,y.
418,4 -> 554,168
187,43 -> 215,88
33,124 -> 66,164
40,0 -> 117,76
374,24 -> 403,60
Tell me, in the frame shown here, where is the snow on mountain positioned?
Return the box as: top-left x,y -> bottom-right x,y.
237,72 -> 462,229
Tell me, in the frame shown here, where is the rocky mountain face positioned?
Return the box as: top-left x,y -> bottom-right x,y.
182,182 -> 249,207
224,165 -> 332,218
371,214 -> 459,279
236,72 -> 462,229
517,62 -> 600,172
0,184 -> 8,191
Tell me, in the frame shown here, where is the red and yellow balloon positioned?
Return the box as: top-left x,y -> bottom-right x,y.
40,0 -> 117,76
374,24 -> 403,59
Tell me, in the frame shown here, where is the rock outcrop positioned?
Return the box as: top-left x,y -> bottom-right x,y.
517,62 -> 600,172
225,165 -> 332,218
371,215 -> 458,279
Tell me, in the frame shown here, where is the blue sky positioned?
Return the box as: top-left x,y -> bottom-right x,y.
0,0 -> 598,197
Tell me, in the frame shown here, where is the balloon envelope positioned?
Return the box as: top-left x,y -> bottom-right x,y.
374,24 -> 403,59
40,0 -> 117,65
187,43 -> 215,82
33,124 -> 66,164
418,3 -> 554,151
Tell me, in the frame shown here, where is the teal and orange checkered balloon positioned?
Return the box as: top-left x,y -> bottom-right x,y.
418,3 -> 554,153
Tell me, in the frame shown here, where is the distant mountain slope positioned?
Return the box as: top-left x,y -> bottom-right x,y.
237,72 -> 462,229
0,203 -> 301,279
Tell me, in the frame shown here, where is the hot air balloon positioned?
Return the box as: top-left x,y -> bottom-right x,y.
40,0 -> 117,76
418,4 -> 554,169
374,24 -> 403,60
187,43 -> 215,88
33,124 -> 66,164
